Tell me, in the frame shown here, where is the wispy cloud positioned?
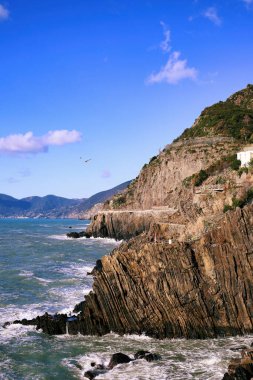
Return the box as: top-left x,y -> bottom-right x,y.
147,24 -> 197,85
0,130 -> 82,155
19,168 -> 31,177
160,21 -> 171,53
0,4 -> 9,21
101,170 -> 111,178
203,7 -> 222,26
242,0 -> 253,6
7,177 -> 20,184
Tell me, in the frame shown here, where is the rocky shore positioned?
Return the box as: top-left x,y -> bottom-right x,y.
8,205 -> 253,341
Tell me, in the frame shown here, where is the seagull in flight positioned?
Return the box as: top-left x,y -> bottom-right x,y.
80,157 -> 91,164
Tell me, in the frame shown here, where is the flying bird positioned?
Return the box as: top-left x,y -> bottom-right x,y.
80,157 -> 91,164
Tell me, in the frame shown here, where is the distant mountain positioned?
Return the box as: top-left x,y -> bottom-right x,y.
0,194 -> 30,215
0,180 -> 132,218
74,180 -> 132,213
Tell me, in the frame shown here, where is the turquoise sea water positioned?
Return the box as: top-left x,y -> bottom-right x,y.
0,218 -> 251,380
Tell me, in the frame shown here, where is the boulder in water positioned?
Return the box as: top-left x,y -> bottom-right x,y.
134,350 -> 161,362
108,352 -> 132,369
66,231 -> 91,239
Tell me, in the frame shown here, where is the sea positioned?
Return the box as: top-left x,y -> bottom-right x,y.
0,218 -> 251,380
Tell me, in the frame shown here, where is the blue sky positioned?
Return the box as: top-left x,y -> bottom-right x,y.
0,0 -> 253,199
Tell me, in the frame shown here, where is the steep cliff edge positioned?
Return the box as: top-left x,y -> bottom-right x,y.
74,205 -> 253,338
87,85 -> 253,241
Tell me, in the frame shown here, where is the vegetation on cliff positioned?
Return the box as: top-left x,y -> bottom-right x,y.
175,84 -> 253,142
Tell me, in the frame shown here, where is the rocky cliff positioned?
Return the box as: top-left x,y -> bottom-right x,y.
14,203 -> 253,340
74,205 -> 253,338
87,85 -> 253,241
87,135 -> 251,241
73,85 -> 253,340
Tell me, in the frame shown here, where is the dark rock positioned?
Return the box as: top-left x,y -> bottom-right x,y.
66,230 -> 92,239
229,346 -> 249,352
108,352 -> 132,369
134,350 -> 161,362
222,374 -> 233,380
9,313 -> 68,335
84,370 -> 96,379
234,366 -> 252,380
3,322 -> 10,328
84,364 -> 107,379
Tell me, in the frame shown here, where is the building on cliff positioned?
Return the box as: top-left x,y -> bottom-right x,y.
237,146 -> 253,167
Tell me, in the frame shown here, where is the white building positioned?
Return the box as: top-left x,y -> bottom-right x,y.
237,146 -> 253,167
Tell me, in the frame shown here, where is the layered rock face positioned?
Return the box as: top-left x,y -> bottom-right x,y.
87,85 -> 253,241
88,208 -> 183,240
75,205 -> 253,339
87,136 -> 243,240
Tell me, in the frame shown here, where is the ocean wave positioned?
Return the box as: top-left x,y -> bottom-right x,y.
89,236 -> 123,244
18,270 -> 34,277
48,234 -> 69,240
48,234 -> 122,245
54,263 -> 94,278
33,276 -> 54,285
60,334 -> 253,380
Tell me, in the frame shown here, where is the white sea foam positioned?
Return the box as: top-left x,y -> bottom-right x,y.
49,234 -> 122,245
122,333 -> 153,341
60,334 -> 253,380
18,270 -> 34,277
49,234 -> 68,240
33,276 -> 54,284
54,263 -> 94,278
0,323 -> 36,343
89,236 -> 123,245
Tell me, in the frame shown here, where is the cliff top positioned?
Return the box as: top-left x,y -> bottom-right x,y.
175,84 -> 253,142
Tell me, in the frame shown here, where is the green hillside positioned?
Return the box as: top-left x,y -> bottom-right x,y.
176,84 -> 253,142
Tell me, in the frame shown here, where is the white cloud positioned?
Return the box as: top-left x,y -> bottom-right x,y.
147,51 -> 197,85
147,24 -> 197,85
0,130 -> 82,155
0,4 -> 9,20
43,129 -> 81,145
203,7 -> 222,26
160,21 -> 171,53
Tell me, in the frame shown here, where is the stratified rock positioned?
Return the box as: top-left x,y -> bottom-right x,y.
74,205 -> 253,339
108,353 -> 132,369
10,205 -> 253,340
